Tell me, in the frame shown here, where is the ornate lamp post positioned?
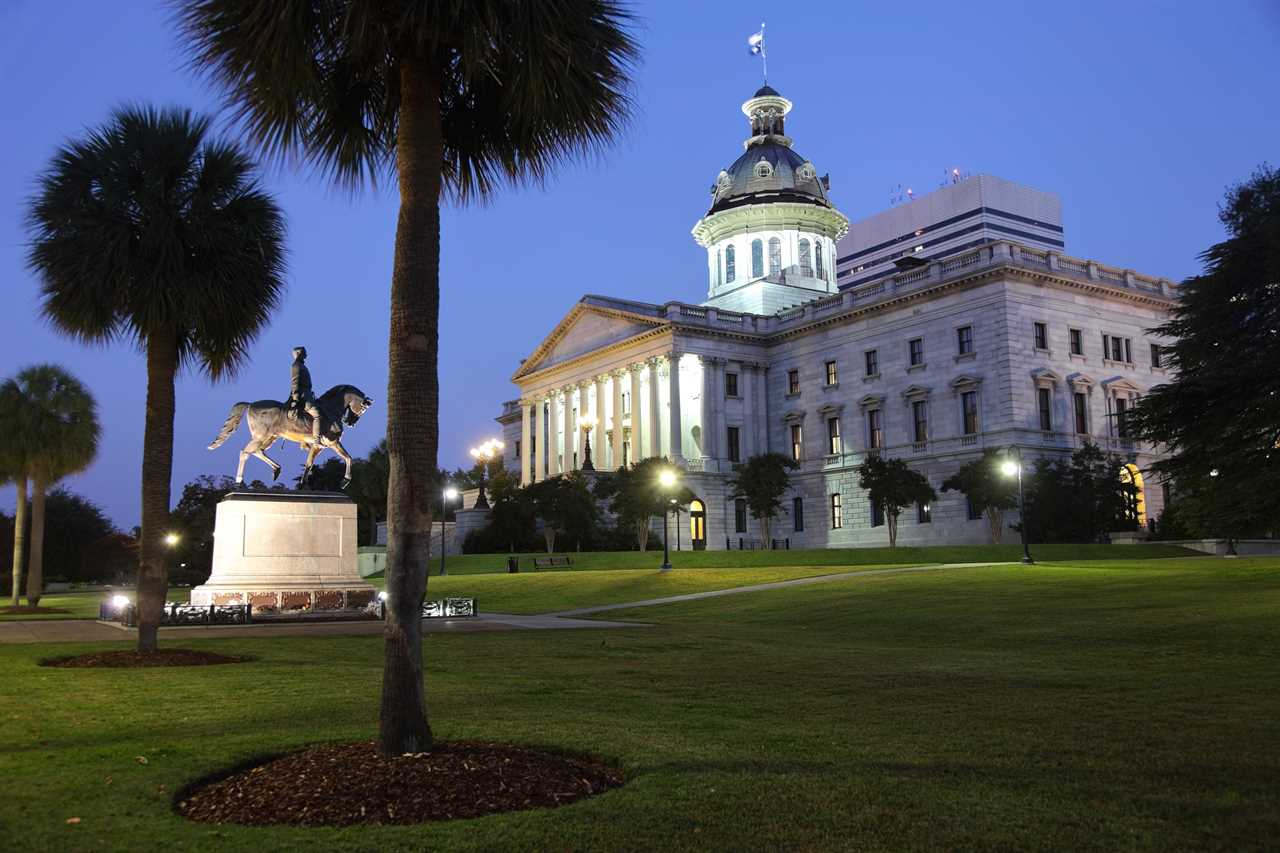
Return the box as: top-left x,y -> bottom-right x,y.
579,415 -> 598,472
469,438 -> 504,510
1001,447 -> 1034,564
440,485 -> 459,576
658,467 -> 678,571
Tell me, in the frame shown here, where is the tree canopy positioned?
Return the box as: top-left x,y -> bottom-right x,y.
526,473 -> 599,554
1021,444 -> 1139,543
594,458 -> 684,551
729,453 -> 798,545
941,449 -> 1017,544
857,456 -> 936,548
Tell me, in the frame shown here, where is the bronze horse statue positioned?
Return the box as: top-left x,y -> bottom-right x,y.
207,384 -> 374,489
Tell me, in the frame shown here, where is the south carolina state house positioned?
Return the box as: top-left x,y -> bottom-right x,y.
494,85 -> 1178,550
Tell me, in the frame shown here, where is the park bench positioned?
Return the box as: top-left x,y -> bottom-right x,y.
533,556 -> 572,570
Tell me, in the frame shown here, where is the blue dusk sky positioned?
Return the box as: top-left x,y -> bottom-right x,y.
2,2 -> 1278,529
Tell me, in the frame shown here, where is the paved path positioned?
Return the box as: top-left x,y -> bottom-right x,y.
0,562 -> 1007,645
549,562 -> 1011,617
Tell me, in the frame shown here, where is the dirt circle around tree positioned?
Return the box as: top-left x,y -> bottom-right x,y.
176,741 -> 626,826
40,649 -> 255,668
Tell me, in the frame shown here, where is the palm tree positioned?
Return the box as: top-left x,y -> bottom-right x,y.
25,106 -> 286,651
0,366 -> 100,607
175,1 -> 637,755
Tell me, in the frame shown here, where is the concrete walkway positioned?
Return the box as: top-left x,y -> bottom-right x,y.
0,561 -> 1007,645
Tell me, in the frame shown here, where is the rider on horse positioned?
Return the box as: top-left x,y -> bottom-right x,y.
289,346 -> 323,444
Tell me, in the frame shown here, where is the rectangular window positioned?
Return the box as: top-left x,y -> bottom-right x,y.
825,360 -> 838,386
957,325 -> 974,355
725,372 -> 739,397
514,440 -> 521,463
831,493 -> 843,529
867,409 -> 883,449
1074,392 -> 1089,434
1033,322 -> 1048,350
1125,338 -> 1132,364
1037,387 -> 1052,431
908,338 -> 924,366
734,498 -> 747,533
962,390 -> 979,435
790,424 -> 803,462
917,501 -> 932,524
827,417 -> 841,455
865,349 -> 879,377
1104,334 -> 1132,363
787,369 -> 800,395
1150,343 -> 1163,368
1115,397 -> 1130,438
793,497 -> 804,532
967,496 -> 983,521
1069,328 -> 1083,356
726,426 -> 741,463
871,499 -> 884,527
912,400 -> 928,442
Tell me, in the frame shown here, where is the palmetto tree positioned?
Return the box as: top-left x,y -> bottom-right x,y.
26,106 -> 286,651
0,366 -> 100,607
174,0 -> 637,754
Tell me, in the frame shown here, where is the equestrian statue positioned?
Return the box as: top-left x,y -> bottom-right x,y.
207,346 -> 374,489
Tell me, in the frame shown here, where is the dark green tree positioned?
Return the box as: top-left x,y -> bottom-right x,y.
0,365 -> 100,606
0,489 -> 114,591
1131,165 -> 1280,531
175,0 -> 636,755
857,456 -> 937,548
594,458 -> 680,551
730,453 -> 798,546
477,469 -> 536,553
1021,444 -> 1138,542
169,475 -> 283,585
527,473 -> 599,554
25,106 -> 286,649
941,449 -> 1018,544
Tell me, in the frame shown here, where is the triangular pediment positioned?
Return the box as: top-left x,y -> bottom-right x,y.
513,298 -> 668,381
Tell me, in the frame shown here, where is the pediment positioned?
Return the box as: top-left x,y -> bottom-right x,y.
857,393 -> 886,408
950,374 -> 983,389
900,384 -> 931,400
1102,376 -> 1142,393
513,301 -> 668,380
1067,372 -> 1095,388
1031,368 -> 1062,385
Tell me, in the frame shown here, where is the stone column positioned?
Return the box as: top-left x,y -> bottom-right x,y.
535,396 -> 547,481
740,363 -> 754,459
593,375 -> 607,468
629,364 -> 644,463
611,370 -> 625,470
647,358 -> 662,459
668,352 -> 684,464
520,400 -> 532,486
547,390 -> 560,476
755,365 -> 769,453
566,385 -> 580,471
700,355 -> 716,460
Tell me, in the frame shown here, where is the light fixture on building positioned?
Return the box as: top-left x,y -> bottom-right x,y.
579,414 -> 598,472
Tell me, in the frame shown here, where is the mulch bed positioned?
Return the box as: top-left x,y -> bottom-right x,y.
1,606 -> 71,615
41,649 -> 253,668
177,741 -> 625,826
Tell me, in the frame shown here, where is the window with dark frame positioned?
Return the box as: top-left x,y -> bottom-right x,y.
957,325 -> 974,355
1103,334 -> 1133,364
966,496 -> 982,520
917,501 -> 931,524
1150,343 -> 1163,368
867,409 -> 883,449
1115,397 -> 1130,438
827,417 -> 841,454
865,349 -> 879,376
725,372 -> 739,397
1074,392 -> 1089,434
1069,328 -> 1083,356
909,338 -> 924,366
734,498 -> 747,533
962,390 -> 979,435
751,239 -> 764,278
825,360 -> 838,386
1034,322 -> 1048,350
726,426 -> 741,463
831,492 -> 843,529
725,244 -> 736,282
790,424 -> 803,462
793,497 -> 804,532
871,499 -> 884,527
787,369 -> 800,395
912,400 -> 928,442
1037,387 -> 1053,431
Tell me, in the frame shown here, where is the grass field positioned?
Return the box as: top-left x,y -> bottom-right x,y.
2,555 -> 1276,851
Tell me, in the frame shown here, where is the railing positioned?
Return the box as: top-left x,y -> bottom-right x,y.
912,440 -> 929,454
941,249 -> 986,273
1058,257 -> 1087,275
1097,266 -> 1125,284
960,434 -> 979,446
1019,247 -> 1049,267
679,306 -> 707,319
897,267 -> 931,285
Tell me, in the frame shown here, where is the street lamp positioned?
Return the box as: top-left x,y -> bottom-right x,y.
1000,448 -> 1034,564
440,485 -> 459,576
658,467 -> 678,571
163,532 -> 180,547
469,438 -> 504,510
579,414 -> 598,472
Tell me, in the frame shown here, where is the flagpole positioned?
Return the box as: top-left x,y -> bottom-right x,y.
761,22 -> 768,83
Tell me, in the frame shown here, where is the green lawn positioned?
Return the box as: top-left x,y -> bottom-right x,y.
1,555 -> 1276,851
0,588 -> 191,622
411,542 -> 1202,576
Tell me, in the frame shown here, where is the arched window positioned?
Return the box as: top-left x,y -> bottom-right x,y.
751,239 -> 764,277
815,240 -> 825,280
799,239 -> 813,277
768,237 -> 782,274
754,159 -> 773,178
715,250 -> 722,286
725,244 -> 736,282
1119,464 -> 1147,526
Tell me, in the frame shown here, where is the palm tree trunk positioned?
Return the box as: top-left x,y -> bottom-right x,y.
10,477 -> 27,607
378,55 -> 440,756
26,474 -> 47,607
137,329 -> 178,652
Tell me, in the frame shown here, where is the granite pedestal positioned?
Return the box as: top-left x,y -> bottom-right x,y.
189,492 -> 377,613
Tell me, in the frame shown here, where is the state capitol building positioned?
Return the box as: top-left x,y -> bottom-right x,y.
494,85 -> 1178,549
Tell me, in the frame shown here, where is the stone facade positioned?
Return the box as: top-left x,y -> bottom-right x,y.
493,88 -> 1177,551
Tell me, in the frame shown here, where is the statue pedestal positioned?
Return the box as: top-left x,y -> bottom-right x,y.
189,492 -> 377,613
